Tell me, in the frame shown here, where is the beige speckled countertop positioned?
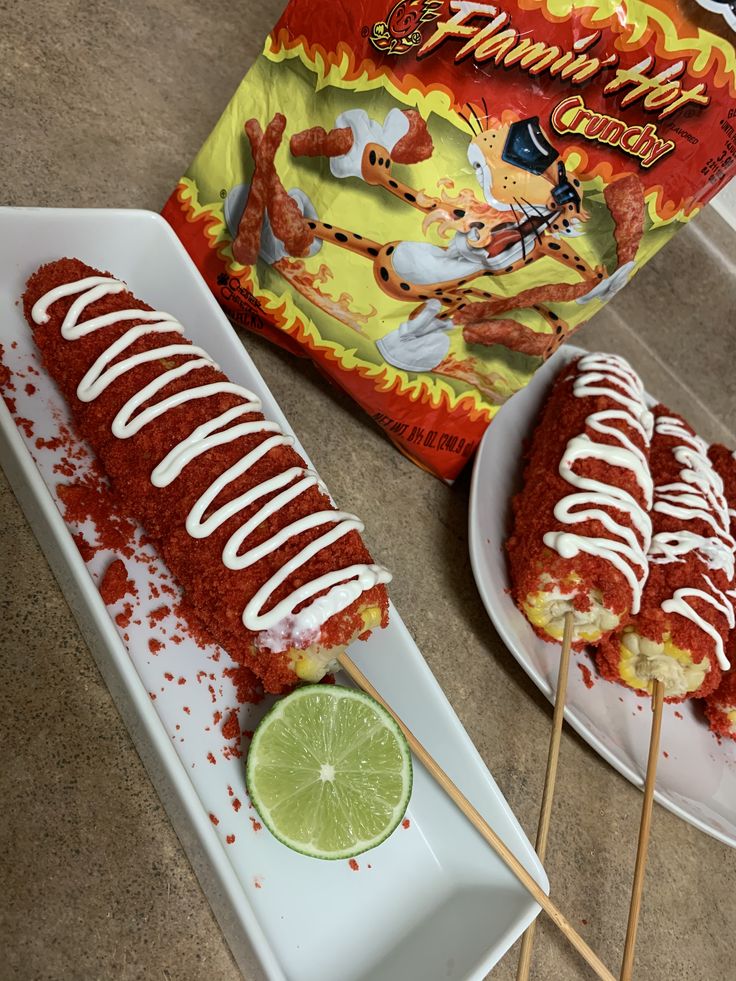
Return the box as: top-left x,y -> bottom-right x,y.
2,3 -> 736,979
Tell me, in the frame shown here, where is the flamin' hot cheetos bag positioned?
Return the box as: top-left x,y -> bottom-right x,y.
163,0 -> 736,480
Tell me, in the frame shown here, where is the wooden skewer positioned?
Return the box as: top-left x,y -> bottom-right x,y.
620,678 -> 665,981
516,610 -> 575,981
338,650 -> 616,981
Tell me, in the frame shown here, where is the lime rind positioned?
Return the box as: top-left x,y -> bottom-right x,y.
246,685 -> 413,860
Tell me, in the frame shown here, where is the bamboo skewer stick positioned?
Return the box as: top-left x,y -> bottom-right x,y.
620,678 -> 665,981
516,610 -> 575,981
338,649 -> 616,981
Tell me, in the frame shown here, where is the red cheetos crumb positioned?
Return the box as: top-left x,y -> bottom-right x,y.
675,711 -> 683,720
148,638 -> 163,654
72,532 -> 95,561
222,711 -> 240,741
115,603 -> 134,629
226,834 -> 235,844
232,798 -> 242,812
99,559 -> 136,605
227,784 -> 234,797
663,751 -> 669,759
35,436 -> 63,451
149,605 -> 170,624
401,818 -> 410,829
177,677 -> 186,685
57,475 -> 136,558
253,877 -> 263,889
577,663 -> 595,689
348,859 -> 359,871
164,672 -> 174,681
209,813 -> 219,826
183,706 -> 191,715
0,346 -> 11,389
149,692 -> 156,700
207,752 -> 216,765
213,710 -> 223,725
250,817 -> 262,832
24,382 -> 36,396
15,417 -> 34,438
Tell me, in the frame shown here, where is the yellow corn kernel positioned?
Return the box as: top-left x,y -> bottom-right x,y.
360,605 -> 381,631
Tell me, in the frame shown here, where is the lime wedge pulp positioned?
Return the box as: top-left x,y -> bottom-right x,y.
246,685 -> 413,860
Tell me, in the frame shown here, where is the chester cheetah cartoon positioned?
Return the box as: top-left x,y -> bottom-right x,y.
227,107 -> 643,379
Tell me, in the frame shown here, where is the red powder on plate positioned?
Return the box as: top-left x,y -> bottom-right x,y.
24,382 -> 36,396
35,436 -> 64,452
115,603 -> 134,629
57,474 -> 136,558
148,638 -> 163,654
164,672 -> 174,682
149,604 -> 171,624
232,798 -> 242,812
348,859 -> 359,871
72,532 -> 95,562
577,663 -> 595,689
209,813 -> 219,826
250,817 -> 262,832
226,834 -> 235,844
401,818 -> 410,829
99,559 -> 136,605
207,752 -> 216,765
222,711 -> 240,741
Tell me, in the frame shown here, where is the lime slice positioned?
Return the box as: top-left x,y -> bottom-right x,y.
246,685 -> 413,860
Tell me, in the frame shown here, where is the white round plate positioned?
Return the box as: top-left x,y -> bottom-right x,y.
468,343 -> 736,848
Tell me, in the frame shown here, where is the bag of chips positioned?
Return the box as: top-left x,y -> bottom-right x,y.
163,0 -> 736,480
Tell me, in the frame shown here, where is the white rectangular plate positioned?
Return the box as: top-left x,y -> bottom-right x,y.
469,344 -> 736,850
0,206 -> 547,981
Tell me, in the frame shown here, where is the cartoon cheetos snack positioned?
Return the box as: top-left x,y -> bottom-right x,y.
163,0 -> 736,480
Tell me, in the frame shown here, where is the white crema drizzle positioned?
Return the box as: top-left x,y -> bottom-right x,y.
32,276 -> 391,651
648,414 -> 735,670
543,353 -> 654,614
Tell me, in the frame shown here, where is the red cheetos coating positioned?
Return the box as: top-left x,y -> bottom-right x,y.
23,259 -> 388,693
506,354 -> 651,648
703,444 -> 736,736
597,408 -> 734,702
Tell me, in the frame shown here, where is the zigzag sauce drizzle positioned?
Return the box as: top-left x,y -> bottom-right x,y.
32,276 -> 391,651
